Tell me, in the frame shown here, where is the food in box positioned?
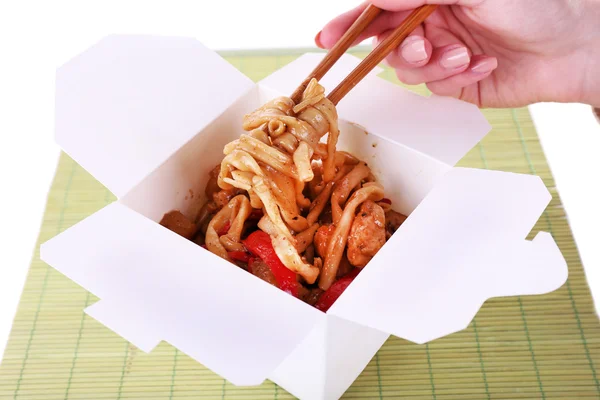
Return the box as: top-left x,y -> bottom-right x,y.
41,35 -> 568,400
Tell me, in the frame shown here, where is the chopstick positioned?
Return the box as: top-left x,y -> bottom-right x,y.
328,5 -> 438,105
291,4 -> 438,106
290,4 -> 382,103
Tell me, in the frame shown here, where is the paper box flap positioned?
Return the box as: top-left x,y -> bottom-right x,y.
55,35 -> 254,198
40,203 -> 323,386
329,167 -> 568,344
259,52 -> 490,166
335,81 -> 491,166
269,315 -> 389,400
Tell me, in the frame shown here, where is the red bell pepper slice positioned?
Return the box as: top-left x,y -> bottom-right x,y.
380,198 -> 392,205
247,257 -> 256,273
343,267 -> 361,280
314,269 -> 361,312
243,230 -> 299,297
228,251 -> 251,263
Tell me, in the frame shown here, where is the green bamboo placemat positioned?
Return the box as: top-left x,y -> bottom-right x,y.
1,48 -> 600,399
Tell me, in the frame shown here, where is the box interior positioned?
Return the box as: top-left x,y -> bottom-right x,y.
121,85 -> 451,224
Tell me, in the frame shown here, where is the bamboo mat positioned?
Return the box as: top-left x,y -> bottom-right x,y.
1,48 -> 600,400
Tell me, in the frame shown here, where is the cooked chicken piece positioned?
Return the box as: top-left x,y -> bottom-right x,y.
197,201 -> 218,235
347,200 -> 386,267
213,189 -> 242,209
193,232 -> 205,246
301,287 -> 324,306
314,224 -> 335,258
385,209 -> 408,239
159,210 -> 198,240
205,164 -> 222,199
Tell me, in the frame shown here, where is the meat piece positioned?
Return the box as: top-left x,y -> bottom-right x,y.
197,201 -> 218,234
314,224 -> 335,258
205,164 -> 222,199
160,210 -> 198,240
296,284 -> 310,302
301,287 -> 324,306
193,232 -> 205,246
385,209 -> 408,239
249,258 -> 278,287
212,189 -> 243,210
347,200 -> 386,267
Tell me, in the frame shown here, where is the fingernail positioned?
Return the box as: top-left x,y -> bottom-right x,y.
471,57 -> 498,74
315,31 -> 324,49
400,38 -> 428,63
440,47 -> 470,69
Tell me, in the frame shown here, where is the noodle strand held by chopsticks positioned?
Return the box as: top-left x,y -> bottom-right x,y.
204,77 -> 395,289
293,141 -> 315,182
321,110 -> 339,182
159,76 -> 408,309
218,150 -> 264,190
214,79 -> 341,281
237,135 -> 298,179
252,175 -> 295,244
273,132 -> 298,154
264,165 -> 309,232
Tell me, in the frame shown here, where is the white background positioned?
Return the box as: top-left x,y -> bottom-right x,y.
0,0 -> 598,360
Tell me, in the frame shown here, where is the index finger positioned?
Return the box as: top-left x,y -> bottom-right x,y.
316,2 -> 370,49
317,3 -> 414,49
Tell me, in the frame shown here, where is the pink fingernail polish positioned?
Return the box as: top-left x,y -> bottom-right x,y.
471,58 -> 498,74
440,47 -> 470,69
315,31 -> 324,49
401,38 -> 428,63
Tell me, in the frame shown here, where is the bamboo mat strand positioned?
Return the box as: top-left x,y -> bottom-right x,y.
1,49 -> 599,399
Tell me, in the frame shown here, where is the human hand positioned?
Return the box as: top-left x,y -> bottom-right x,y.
316,0 -> 600,108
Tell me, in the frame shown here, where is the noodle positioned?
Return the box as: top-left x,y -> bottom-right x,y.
264,165 -> 309,232
206,195 -> 252,260
319,183 -> 385,290
331,162 -> 370,224
237,135 -> 298,179
273,132 -> 298,154
295,223 -> 319,253
293,141 -> 314,182
161,78 -> 408,307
